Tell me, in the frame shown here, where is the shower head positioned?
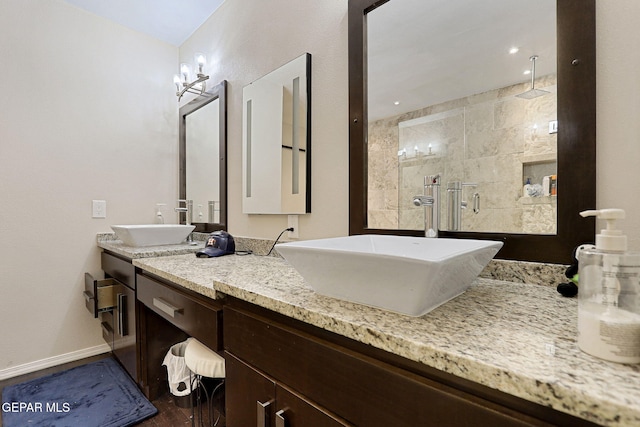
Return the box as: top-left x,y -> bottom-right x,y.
516,55 -> 550,99
516,88 -> 550,99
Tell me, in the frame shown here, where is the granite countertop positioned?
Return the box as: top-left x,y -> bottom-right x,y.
97,234 -> 205,259
130,252 -> 640,427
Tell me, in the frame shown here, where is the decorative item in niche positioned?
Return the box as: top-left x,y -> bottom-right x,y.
242,53 -> 311,214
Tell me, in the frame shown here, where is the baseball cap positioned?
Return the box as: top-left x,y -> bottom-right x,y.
196,231 -> 235,258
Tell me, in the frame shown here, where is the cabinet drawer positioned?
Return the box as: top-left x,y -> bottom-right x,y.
83,272 -> 124,318
101,252 -> 136,289
137,273 -> 222,351
224,306 -> 551,427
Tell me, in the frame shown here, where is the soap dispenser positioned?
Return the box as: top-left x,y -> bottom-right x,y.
577,209 -> 640,363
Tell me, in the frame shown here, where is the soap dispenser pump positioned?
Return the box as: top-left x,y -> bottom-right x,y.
577,208 -> 640,363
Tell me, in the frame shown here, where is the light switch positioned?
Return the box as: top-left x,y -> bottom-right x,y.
92,200 -> 106,218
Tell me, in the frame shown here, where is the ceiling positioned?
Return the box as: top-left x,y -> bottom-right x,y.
367,0 -> 556,121
60,0 -> 555,121
61,0 -> 225,46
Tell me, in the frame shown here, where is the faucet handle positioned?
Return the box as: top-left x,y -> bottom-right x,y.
413,195 -> 434,206
425,174 -> 441,185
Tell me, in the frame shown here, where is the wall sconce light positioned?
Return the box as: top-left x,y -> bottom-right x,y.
399,143 -> 436,161
173,52 -> 209,101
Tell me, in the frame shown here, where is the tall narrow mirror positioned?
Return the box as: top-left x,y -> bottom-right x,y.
179,80 -> 227,232
242,53 -> 312,214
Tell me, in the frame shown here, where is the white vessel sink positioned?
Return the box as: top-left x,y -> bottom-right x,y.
276,235 -> 503,316
111,224 -> 195,247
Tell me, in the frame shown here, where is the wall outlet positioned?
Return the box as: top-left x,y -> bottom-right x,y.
287,215 -> 299,239
92,200 -> 106,218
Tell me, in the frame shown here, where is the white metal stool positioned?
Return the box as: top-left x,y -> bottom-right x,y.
184,338 -> 226,427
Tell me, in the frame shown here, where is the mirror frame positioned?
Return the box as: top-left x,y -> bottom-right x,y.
179,80 -> 227,232
348,0 -> 596,264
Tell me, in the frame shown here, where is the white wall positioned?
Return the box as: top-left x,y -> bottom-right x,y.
0,0 -> 638,375
596,0 -> 640,251
179,0 -> 349,240
0,0 -> 178,373
181,0 -> 640,249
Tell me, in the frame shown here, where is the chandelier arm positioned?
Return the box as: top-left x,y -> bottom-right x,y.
176,74 -> 210,101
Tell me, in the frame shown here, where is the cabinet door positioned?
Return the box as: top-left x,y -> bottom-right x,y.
225,352 -> 275,427
225,305 -> 553,427
275,385 -> 351,427
225,352 -> 350,427
114,285 -> 137,381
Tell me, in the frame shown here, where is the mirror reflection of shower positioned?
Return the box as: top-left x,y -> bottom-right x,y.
516,55 -> 550,99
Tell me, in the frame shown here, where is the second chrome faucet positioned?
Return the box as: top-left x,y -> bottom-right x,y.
413,176 -> 480,236
175,199 -> 194,242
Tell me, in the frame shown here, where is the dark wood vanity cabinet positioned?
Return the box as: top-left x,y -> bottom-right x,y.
101,252 -> 138,383
136,272 -> 223,400
224,299 -> 597,427
84,252 -> 138,382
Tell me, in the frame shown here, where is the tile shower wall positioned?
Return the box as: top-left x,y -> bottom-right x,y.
368,75 -> 557,234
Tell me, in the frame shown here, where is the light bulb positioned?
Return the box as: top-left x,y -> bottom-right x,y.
173,75 -> 181,90
180,63 -> 192,82
195,53 -> 206,74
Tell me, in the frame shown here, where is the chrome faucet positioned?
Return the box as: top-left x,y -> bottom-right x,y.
446,182 -> 479,231
413,174 -> 441,238
175,199 -> 193,242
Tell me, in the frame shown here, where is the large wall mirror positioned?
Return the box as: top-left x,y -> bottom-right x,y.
179,80 -> 227,232
349,0 -> 595,264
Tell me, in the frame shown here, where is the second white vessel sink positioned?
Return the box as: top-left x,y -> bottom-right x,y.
276,235 -> 503,316
111,224 -> 195,247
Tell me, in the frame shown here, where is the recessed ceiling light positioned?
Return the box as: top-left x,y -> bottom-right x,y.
394,101 -> 400,105
523,70 -> 531,75
509,47 -> 519,54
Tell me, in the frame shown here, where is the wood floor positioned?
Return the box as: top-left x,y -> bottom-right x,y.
0,354 -> 225,427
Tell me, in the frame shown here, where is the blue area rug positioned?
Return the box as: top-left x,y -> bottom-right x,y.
1,357 -> 157,427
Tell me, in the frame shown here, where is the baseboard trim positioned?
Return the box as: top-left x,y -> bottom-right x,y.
0,344 -> 111,381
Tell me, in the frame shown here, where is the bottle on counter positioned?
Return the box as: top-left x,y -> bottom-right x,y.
542,175 -> 551,196
577,209 -> 640,364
